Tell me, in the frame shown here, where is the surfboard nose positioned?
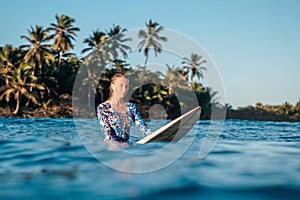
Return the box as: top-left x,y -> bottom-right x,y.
136,106 -> 201,144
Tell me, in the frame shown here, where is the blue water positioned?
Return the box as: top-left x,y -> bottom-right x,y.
1,118 -> 300,199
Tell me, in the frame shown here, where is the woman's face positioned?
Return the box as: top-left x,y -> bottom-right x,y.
112,77 -> 129,98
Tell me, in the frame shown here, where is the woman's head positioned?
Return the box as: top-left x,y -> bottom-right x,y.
109,73 -> 129,99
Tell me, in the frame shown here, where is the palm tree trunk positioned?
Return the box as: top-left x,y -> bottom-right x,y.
13,92 -> 20,115
57,51 -> 62,74
144,55 -> 149,70
88,85 -> 91,108
139,55 -> 149,94
27,61 -> 39,107
29,65 -> 35,92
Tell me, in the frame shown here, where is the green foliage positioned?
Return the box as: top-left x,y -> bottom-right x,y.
138,19 -> 167,69
47,14 -> 80,53
235,100 -> 300,121
56,55 -> 81,94
0,63 -> 48,114
182,53 -> 207,82
0,15 -> 219,118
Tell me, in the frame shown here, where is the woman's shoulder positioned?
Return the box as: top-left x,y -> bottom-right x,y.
127,103 -> 137,109
97,102 -> 111,110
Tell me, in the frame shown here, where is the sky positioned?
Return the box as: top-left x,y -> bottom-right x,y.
1,0 -> 299,108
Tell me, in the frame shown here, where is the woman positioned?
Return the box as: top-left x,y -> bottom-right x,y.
96,73 -> 151,144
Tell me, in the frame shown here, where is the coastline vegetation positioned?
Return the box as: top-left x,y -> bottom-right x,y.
0,14 -> 299,122
226,101 -> 300,122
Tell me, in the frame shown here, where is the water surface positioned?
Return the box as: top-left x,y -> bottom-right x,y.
1,118 -> 300,199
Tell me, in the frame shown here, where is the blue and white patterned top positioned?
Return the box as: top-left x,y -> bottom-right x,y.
97,102 -> 151,142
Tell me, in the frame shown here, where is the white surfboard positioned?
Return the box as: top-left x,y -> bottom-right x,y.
136,106 -> 201,144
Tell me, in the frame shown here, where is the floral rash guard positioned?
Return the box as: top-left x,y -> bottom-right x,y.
97,102 -> 151,142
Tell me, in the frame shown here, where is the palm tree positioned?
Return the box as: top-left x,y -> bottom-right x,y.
208,88 -> 219,105
0,64 -> 48,115
160,64 -> 187,94
191,82 -> 205,93
47,14 -> 80,72
82,29 -> 106,54
177,66 -> 189,82
280,102 -> 293,115
137,19 -> 167,69
77,58 -> 105,109
82,29 -> 109,67
106,24 -> 132,59
224,103 -> 233,111
182,53 -> 207,82
296,99 -> 300,111
20,25 -> 54,78
0,45 -> 23,85
108,59 -> 130,74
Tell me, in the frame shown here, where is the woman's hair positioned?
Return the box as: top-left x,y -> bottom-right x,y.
108,73 -> 127,98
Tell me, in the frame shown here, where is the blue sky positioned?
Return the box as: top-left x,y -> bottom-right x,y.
1,0 -> 299,108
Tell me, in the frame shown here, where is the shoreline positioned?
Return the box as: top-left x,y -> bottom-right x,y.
1,98 -> 299,123
226,109 -> 300,123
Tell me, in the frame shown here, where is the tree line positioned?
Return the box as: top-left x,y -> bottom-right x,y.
0,14 -> 227,119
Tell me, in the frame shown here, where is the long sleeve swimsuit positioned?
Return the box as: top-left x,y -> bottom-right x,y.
97,102 -> 150,142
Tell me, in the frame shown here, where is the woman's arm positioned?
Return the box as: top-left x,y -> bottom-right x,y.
97,104 -> 113,140
130,104 -> 151,135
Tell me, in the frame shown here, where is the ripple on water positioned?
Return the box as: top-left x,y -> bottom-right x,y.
0,118 -> 300,199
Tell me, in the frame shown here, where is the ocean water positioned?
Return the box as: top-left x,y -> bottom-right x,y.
0,117 -> 300,200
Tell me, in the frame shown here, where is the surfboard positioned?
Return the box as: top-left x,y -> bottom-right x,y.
136,106 -> 201,144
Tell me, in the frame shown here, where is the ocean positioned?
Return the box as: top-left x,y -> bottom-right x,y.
0,118 -> 300,199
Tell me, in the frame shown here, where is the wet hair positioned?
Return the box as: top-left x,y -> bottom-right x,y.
108,73 -> 127,98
